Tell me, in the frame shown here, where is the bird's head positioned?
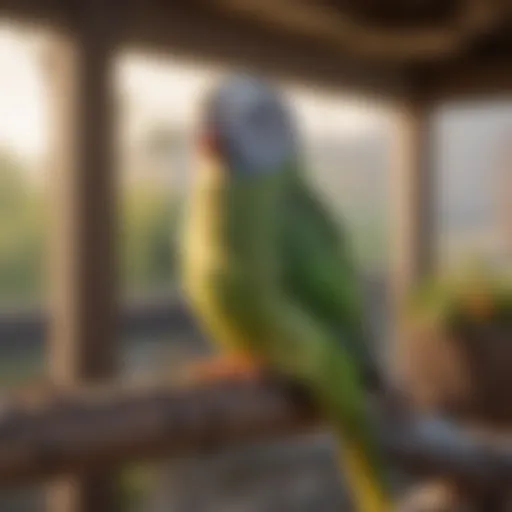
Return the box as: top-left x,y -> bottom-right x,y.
200,74 -> 296,175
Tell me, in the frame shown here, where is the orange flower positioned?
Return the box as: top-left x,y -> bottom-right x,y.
460,288 -> 494,320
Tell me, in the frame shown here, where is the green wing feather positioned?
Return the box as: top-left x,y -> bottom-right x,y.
281,171 -> 383,389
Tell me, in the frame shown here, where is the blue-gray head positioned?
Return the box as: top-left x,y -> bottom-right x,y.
202,74 -> 297,175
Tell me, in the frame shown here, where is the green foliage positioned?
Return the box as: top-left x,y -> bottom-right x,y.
406,262 -> 512,329
0,152 -> 47,305
119,179 -> 181,295
0,149 -> 182,305
117,464 -> 152,512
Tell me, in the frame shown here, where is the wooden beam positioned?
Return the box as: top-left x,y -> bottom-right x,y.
202,0 -> 503,62
122,3 -> 407,99
0,0 -> 66,29
46,2 -> 119,510
416,60 -> 512,103
2,0 -> 505,66
0,377 -> 511,490
0,1 -> 407,100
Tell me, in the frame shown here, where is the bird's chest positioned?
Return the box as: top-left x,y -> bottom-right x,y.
183,160 -> 226,272
182,168 -> 239,347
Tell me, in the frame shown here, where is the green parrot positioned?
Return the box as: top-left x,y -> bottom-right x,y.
181,75 -> 392,511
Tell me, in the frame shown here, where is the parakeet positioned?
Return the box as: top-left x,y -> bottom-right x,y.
181,74 -> 392,511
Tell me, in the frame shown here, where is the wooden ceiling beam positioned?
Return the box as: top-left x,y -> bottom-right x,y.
411,59 -> 512,104
0,0 -> 66,31
200,0 -> 505,63
4,1 -> 512,102
0,1 -> 407,100
123,3 -> 407,99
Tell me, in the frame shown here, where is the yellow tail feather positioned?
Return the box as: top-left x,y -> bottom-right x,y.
338,438 -> 392,512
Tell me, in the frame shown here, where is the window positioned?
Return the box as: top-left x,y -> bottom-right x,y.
434,101 -> 512,274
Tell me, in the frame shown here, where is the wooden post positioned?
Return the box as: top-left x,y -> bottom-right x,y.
389,99 -> 435,340
46,2 -> 119,511
495,133 -> 512,267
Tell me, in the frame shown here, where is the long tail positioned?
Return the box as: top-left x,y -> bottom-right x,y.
337,431 -> 392,512
311,346 -> 392,512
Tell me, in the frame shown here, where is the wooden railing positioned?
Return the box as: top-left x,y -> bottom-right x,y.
0,293 -> 192,347
1,375 -> 512,490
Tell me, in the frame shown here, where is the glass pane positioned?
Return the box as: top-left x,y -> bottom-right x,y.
434,101 -> 512,273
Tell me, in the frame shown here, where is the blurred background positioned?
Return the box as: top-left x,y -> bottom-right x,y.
0,4 -> 511,510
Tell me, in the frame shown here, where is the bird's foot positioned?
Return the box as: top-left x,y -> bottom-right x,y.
185,353 -> 264,385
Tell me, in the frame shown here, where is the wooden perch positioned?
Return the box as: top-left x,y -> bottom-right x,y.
0,376 -> 511,489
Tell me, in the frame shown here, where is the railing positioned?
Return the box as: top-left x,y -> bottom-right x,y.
0,293 -> 192,348
0,374 -> 512,491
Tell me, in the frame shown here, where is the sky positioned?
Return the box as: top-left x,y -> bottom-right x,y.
0,25 -> 47,161
0,23 -> 384,169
